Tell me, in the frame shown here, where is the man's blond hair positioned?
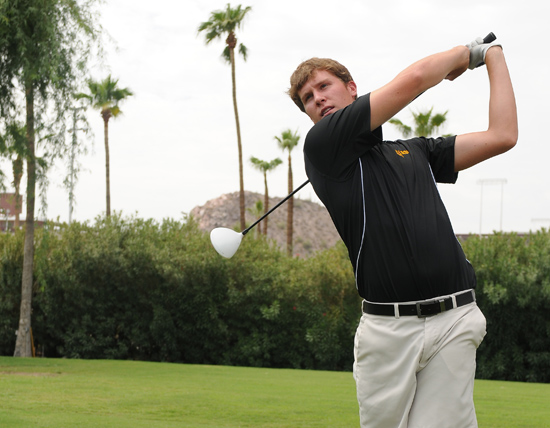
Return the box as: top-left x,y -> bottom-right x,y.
288,58 -> 354,112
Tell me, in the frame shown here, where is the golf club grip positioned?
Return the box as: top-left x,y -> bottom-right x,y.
483,32 -> 496,43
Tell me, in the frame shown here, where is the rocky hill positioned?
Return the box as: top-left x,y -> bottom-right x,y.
190,190 -> 341,258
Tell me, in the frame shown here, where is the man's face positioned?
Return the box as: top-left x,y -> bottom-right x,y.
298,69 -> 357,124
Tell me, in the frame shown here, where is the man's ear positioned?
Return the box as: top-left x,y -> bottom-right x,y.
347,81 -> 358,98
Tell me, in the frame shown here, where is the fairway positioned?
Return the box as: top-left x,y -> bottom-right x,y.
1,357 -> 549,427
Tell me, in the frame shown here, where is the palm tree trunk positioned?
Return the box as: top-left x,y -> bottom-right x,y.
286,153 -> 294,256
229,45 -> 246,231
14,82 -> 36,358
103,115 -> 111,217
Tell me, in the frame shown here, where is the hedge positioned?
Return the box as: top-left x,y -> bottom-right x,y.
0,215 -> 359,371
0,216 -> 549,381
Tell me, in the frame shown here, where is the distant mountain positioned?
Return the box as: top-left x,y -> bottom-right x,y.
190,190 -> 341,258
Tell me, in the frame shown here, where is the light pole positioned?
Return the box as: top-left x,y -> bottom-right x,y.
477,178 -> 507,235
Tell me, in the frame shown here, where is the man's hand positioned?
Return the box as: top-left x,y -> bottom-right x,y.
467,37 -> 502,69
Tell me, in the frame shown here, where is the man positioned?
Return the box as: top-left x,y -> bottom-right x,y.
288,37 -> 517,428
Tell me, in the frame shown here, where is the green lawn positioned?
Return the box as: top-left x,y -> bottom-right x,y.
0,357 -> 548,427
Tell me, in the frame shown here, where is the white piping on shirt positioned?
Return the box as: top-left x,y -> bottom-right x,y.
355,158 -> 367,291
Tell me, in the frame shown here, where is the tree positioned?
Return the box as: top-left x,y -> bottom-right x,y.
250,156 -> 282,235
198,3 -> 252,231
246,199 -> 263,237
275,129 -> 300,256
389,108 -> 448,138
76,76 -> 133,217
0,0 -> 101,357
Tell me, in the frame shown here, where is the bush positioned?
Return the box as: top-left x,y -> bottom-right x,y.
0,215 -> 359,370
462,231 -> 550,382
1,217 -> 549,381
0,229 -> 25,355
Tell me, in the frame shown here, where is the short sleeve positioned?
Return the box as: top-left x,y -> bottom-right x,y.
303,94 -> 382,180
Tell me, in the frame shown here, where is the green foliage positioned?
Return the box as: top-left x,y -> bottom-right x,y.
0,0 -> 101,118
197,3 -> 252,64
250,156 -> 283,173
76,75 -> 133,120
0,220 -> 549,381
0,215 -> 358,370
461,231 -> 550,382
0,229 -> 25,354
0,0 -> 104,357
274,129 -> 300,153
389,108 -> 449,138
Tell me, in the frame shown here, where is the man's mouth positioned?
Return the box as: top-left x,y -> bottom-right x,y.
321,106 -> 333,117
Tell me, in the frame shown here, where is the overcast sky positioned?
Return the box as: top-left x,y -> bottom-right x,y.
30,0 -> 550,234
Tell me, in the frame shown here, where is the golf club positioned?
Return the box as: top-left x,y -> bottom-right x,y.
210,179 -> 310,258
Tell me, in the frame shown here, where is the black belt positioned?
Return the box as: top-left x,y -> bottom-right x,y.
362,290 -> 475,318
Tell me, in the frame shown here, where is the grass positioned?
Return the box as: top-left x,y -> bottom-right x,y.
1,357 -> 549,427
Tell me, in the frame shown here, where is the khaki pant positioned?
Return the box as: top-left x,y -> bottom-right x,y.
353,293 -> 487,428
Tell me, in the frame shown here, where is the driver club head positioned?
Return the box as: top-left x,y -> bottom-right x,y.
210,227 -> 243,258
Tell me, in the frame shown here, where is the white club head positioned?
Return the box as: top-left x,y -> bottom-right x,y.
210,227 -> 243,258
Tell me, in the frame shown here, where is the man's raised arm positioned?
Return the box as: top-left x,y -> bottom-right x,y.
369,45 -> 470,130
454,46 -> 517,171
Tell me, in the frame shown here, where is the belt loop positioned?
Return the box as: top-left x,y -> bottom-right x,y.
451,294 -> 457,309
394,303 -> 400,319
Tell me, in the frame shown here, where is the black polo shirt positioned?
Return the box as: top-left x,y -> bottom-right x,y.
304,94 -> 476,302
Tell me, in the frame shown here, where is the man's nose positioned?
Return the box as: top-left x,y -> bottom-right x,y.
314,92 -> 325,105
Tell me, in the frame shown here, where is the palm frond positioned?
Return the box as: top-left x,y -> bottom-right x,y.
274,129 -> 301,151
238,43 -> 248,61
388,118 -> 412,138
198,4 -> 252,60
430,111 -> 448,128
221,46 -> 231,64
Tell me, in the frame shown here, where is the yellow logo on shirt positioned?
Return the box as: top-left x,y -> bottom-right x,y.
395,150 -> 410,158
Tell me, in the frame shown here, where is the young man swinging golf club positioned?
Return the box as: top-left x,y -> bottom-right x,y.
288,35 -> 517,428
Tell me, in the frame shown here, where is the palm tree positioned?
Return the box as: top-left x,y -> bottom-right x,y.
198,3 -> 252,231
275,129 -> 301,256
76,75 -> 133,217
250,156 -> 282,235
247,199 -> 263,237
389,108 -> 448,138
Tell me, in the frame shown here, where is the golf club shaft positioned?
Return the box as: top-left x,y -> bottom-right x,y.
242,179 -> 310,236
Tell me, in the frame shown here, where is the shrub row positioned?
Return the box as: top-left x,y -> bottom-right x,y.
0,216 -> 549,381
0,216 -> 359,371
461,231 -> 550,382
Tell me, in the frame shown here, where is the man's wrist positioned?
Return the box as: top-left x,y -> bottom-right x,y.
457,45 -> 470,68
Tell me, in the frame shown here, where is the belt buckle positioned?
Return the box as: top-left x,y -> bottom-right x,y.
416,299 -> 446,318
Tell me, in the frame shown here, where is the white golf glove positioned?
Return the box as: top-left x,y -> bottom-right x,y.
466,37 -> 502,69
